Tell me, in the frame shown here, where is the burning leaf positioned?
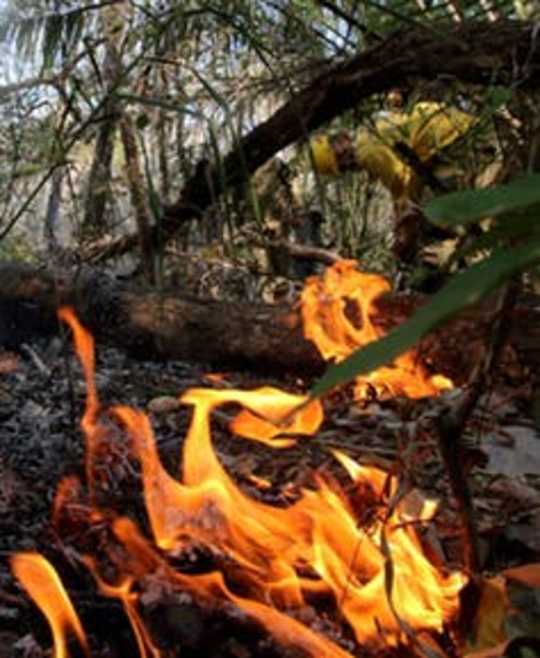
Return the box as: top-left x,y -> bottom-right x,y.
466,577 -> 508,654
505,564 -> 540,589
466,565 -> 540,657
225,386 -> 323,446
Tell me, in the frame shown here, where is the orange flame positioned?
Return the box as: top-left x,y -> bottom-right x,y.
58,308 -> 103,502
70,304 -> 464,655
12,301 -> 465,657
10,553 -> 89,658
301,260 -> 452,399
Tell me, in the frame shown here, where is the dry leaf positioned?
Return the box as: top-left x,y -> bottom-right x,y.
504,563 -> 540,589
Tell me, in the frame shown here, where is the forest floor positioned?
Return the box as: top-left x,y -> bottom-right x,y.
0,329 -> 539,658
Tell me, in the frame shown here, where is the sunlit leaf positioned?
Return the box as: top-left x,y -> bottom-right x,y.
310,240 -> 540,398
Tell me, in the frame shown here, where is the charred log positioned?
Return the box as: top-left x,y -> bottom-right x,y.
0,262 -> 537,386
0,263 -> 323,377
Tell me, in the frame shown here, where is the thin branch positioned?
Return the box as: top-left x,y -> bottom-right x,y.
316,0 -> 383,40
435,280 -> 518,574
0,76 -> 56,98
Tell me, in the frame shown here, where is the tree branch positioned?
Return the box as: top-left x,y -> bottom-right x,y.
80,19 -> 540,262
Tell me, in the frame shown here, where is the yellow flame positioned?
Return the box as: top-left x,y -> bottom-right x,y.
42,305 -> 465,657
301,260 -> 453,399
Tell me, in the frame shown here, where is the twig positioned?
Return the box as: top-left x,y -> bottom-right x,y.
240,226 -> 341,266
19,343 -> 51,377
435,280 -> 518,574
257,238 -> 341,267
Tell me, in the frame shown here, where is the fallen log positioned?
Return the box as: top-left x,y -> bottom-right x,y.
0,262 -> 324,377
0,261 -> 537,386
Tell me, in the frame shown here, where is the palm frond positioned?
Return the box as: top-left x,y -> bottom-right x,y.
1,5 -> 89,71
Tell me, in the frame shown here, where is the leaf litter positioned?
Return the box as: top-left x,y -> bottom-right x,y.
0,332 -> 539,657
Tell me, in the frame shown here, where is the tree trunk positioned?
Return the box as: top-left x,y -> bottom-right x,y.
119,114 -> 155,282
43,168 -> 63,254
157,110 -> 170,202
80,48 -> 121,238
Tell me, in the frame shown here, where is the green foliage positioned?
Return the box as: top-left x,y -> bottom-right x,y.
0,0 -> 532,291
425,174 -> 540,228
311,174 -> 540,399
0,233 -> 36,261
42,9 -> 84,70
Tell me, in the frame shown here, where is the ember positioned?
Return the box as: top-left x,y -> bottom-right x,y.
10,265 -> 465,658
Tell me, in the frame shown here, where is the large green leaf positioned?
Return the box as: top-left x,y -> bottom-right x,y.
425,174 -> 540,228
310,240 -> 540,399
448,210 -> 540,267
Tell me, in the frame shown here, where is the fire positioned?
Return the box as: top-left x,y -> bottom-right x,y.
10,553 -> 89,658
301,260 -> 452,399
11,267 -> 465,657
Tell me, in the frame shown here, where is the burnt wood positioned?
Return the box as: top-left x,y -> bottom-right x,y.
0,263 -> 323,377
1,262 -> 538,388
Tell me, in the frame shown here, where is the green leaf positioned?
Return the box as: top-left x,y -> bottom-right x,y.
43,13 -> 63,70
449,212 -> 540,267
425,174 -> 540,228
310,240 -> 540,399
64,9 -> 84,51
481,86 -> 513,113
